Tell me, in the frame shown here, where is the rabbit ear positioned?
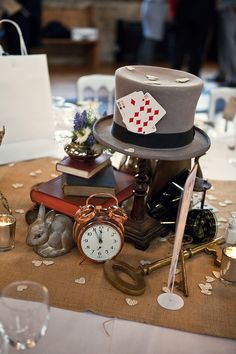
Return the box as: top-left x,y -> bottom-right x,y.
45,210 -> 56,227
37,203 -> 46,220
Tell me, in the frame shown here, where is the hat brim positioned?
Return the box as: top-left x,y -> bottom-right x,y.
94,115 -> 211,161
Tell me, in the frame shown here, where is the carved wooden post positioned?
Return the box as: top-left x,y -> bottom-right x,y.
130,158 -> 149,221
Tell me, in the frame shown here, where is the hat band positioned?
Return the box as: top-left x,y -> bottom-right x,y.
111,123 -> 195,149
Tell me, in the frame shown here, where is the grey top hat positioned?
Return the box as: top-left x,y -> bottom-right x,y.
93,66 -> 210,161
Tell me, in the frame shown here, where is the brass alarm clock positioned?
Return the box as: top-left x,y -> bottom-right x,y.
73,193 -> 128,262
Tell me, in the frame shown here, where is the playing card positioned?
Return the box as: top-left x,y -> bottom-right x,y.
141,92 -> 166,132
116,91 -> 143,121
122,92 -> 166,134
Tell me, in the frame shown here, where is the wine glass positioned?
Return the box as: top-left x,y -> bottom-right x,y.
0,332 -> 8,354
0,281 -> 50,351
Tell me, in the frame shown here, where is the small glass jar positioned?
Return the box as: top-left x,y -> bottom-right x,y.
225,212 -> 236,245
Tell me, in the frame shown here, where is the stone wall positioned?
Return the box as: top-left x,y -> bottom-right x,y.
42,0 -> 141,62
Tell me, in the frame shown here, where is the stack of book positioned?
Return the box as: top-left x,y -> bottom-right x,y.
56,154 -> 115,196
30,153 -> 135,217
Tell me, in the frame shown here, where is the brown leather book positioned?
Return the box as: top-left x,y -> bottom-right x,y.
30,170 -> 135,217
56,153 -> 111,179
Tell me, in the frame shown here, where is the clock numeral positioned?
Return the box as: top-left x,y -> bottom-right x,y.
91,250 -> 95,254
83,239 -> 88,243
98,251 -> 102,257
111,245 -> 115,250
105,250 -> 109,254
113,239 -> 117,243
87,232 -> 92,236
111,233 -> 116,237
85,245 -> 90,249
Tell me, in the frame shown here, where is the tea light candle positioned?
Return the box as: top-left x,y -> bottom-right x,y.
0,214 -> 16,251
220,246 -> 236,283
224,246 -> 236,259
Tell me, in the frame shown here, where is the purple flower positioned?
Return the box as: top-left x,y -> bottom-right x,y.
73,111 -> 87,130
86,134 -> 96,147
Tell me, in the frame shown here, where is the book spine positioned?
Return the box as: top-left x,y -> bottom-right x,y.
56,164 -> 88,179
30,186 -> 133,217
63,187 -> 116,197
30,189 -> 79,217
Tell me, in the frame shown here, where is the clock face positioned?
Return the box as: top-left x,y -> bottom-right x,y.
80,222 -> 122,262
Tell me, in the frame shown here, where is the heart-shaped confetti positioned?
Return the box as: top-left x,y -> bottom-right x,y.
204,283 -> 213,290
207,194 -> 217,201
125,298 -> 138,306
35,170 -> 42,174
50,174 -> 58,178
140,259 -> 152,266
199,282 -> 212,291
159,236 -> 167,242
125,66 -> 135,71
12,183 -> 23,189
224,200 -> 233,205
145,74 -> 159,81
219,202 -> 227,207
206,275 -> 216,282
29,172 -> 37,177
212,271 -> 220,279
15,209 -> 25,214
198,283 -> 208,291
32,260 -> 43,267
75,277 -> 86,284
218,217 -> 227,223
42,260 -> 54,266
162,286 -> 170,293
17,285 -> 28,292
201,289 -> 212,295
175,77 -> 190,83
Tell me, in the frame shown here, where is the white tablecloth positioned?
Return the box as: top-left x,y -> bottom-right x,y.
6,307 -> 236,354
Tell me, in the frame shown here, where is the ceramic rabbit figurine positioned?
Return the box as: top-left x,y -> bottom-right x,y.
26,204 -> 75,257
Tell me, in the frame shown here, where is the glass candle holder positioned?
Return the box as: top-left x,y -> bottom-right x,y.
220,246 -> 236,284
0,214 -> 16,251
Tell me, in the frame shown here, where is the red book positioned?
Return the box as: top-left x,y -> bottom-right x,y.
56,154 -> 111,179
30,170 -> 135,217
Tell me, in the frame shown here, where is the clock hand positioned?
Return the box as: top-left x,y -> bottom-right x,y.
98,229 -> 103,242
95,229 -> 103,243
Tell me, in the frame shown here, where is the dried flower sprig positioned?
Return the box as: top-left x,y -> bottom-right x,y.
70,109 -> 101,153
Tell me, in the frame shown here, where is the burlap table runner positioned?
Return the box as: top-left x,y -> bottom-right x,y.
1,158 -> 236,339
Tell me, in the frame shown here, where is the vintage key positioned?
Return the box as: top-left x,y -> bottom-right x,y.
104,237 -> 225,296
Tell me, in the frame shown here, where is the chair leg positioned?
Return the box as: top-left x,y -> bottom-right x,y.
207,96 -> 216,126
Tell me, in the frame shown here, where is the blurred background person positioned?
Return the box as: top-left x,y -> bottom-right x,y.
0,0 -> 42,54
170,0 -> 216,76
138,0 -> 167,65
217,0 -> 236,87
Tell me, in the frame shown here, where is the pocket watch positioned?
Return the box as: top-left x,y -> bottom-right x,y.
73,193 -> 128,262
161,208 -> 217,244
185,208 -> 217,244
